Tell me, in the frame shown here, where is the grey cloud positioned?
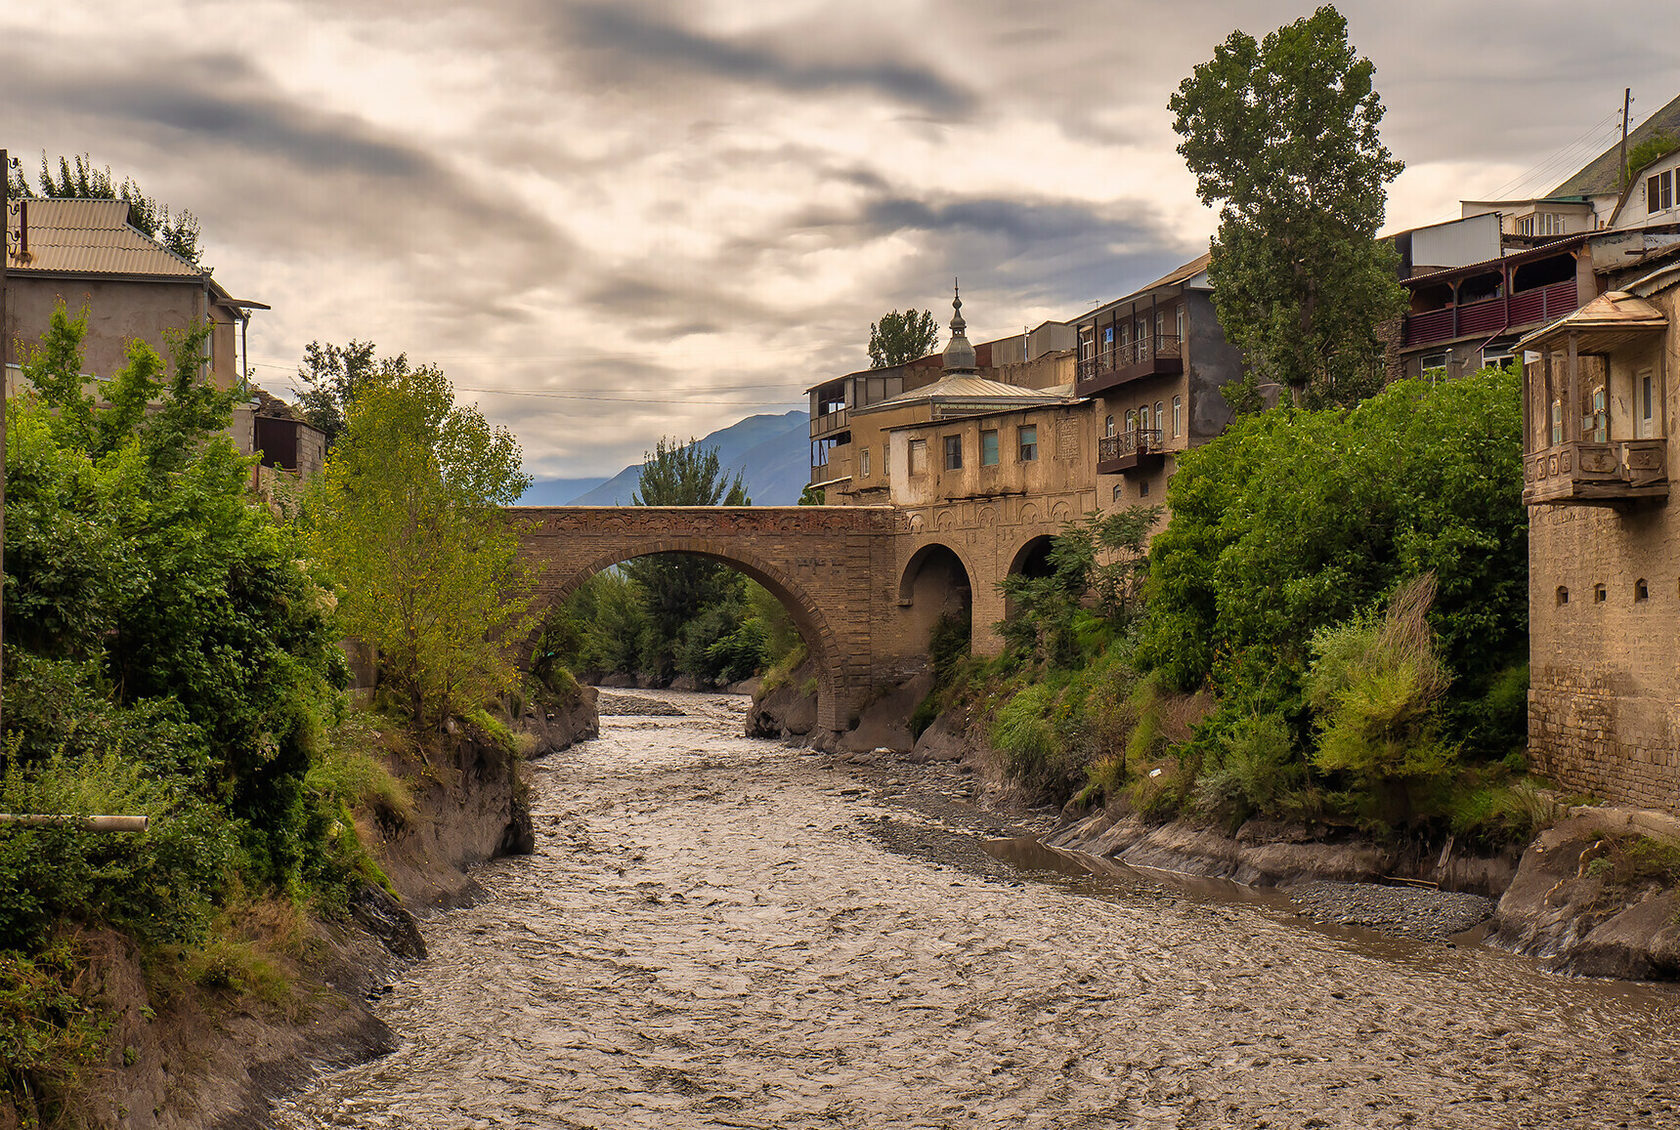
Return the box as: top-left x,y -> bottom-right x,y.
557,3 -> 975,117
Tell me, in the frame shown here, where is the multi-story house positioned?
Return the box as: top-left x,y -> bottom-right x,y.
1071,254 -> 1240,510
1517,261 -> 1679,813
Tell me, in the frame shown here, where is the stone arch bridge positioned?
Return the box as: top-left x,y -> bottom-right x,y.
510,502 -> 1088,732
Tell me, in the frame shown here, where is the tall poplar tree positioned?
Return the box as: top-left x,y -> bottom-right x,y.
1169,5 -> 1406,409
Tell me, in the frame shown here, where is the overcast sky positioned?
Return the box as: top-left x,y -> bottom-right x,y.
7,1 -> 1680,479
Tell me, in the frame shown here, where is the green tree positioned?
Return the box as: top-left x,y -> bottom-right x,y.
623,437 -> 750,681
1169,5 -> 1406,408
5,302 -> 339,885
868,309 -> 940,368
305,363 -> 535,733
1137,365 -> 1527,757
17,153 -> 202,264
997,507 -> 1160,665
293,339 -> 385,449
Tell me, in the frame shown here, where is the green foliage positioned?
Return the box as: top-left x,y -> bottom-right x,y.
1170,5 -> 1406,406
997,507 -> 1158,666
1304,575 -> 1457,825
1626,129 -> 1678,185
305,362 -> 535,735
18,152 -> 201,263
293,339 -> 385,448
0,940 -> 112,1118
1138,368 -> 1526,707
1193,712 -> 1301,819
6,305 -> 342,886
797,484 -> 826,506
990,684 -> 1072,795
868,309 -> 941,368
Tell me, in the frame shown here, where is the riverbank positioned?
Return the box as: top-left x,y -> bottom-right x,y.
39,688 -> 599,1130
750,674 -> 1680,979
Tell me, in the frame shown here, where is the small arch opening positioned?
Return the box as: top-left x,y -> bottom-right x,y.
1635,578 -> 1649,602
1593,583 -> 1607,603
1556,585 -> 1569,605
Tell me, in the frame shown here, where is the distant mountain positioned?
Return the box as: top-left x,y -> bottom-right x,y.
566,410 -> 811,506
518,475 -> 610,506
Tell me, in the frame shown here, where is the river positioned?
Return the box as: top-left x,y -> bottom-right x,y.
272,690 -> 1680,1129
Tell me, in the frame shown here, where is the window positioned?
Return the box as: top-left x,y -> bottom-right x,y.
1639,369 -> 1656,439
909,438 -> 927,475
1517,215 -> 1534,236
1113,484 -> 1122,502
1172,395 -> 1182,438
1138,479 -> 1150,497
1019,425 -> 1038,462
1649,169 -> 1675,214
1636,578 -> 1649,602
1591,385 -> 1608,442
943,434 -> 962,471
1105,414 -> 1115,437
1594,583 -> 1607,603
1421,352 -> 1449,382
1175,307 -> 1185,341
860,447 -> 871,478
1125,409 -> 1136,433
1556,586 -> 1569,606
1155,401 -> 1164,435
981,429 -> 999,466
1138,404 -> 1151,431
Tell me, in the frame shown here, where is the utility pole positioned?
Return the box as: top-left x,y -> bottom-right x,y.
1618,88 -> 1633,193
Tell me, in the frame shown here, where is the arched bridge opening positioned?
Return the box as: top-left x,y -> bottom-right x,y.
510,507 -> 901,732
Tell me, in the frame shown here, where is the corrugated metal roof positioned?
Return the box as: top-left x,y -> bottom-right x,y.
5,198 -> 204,279
1552,92 -> 1680,198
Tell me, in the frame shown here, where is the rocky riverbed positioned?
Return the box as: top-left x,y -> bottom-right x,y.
271,690 -> 1680,1129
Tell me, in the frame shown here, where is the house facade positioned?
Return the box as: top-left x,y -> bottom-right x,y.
1519,267 -> 1680,811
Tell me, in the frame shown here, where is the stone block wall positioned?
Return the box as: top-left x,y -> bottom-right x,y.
1529,502 -> 1680,813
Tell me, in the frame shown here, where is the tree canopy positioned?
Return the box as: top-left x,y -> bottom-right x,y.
12,153 -> 202,265
293,339 -> 391,449
623,438 -> 751,680
869,309 -> 940,368
305,363 -> 534,733
1169,5 -> 1406,408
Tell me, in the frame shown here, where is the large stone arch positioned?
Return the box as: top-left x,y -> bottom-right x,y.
896,540 -> 977,656
533,537 -> 848,717
510,506 -> 901,732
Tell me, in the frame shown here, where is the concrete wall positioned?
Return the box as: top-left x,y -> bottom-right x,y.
886,402 -> 1093,511
5,274 -> 242,390
1183,289 -> 1239,439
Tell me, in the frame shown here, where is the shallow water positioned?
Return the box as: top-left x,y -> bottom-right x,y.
273,691 -> 1680,1129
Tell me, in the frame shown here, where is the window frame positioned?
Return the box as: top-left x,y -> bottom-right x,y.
1018,425 -> 1038,462
909,438 -> 928,475
943,433 -> 963,471
980,429 -> 1000,467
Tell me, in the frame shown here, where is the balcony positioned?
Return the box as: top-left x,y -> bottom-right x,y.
1097,428 -> 1166,475
1076,334 -> 1183,398
1523,439 -> 1668,506
1404,280 -> 1579,349
810,407 -> 849,438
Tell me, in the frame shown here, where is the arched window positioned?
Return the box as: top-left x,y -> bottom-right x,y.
1556,586 -> 1569,605
1635,578 -> 1649,602
1105,414 -> 1115,437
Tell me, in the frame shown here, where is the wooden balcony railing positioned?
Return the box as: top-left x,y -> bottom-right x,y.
1523,438 -> 1668,506
1097,428 -> 1165,474
810,407 -> 849,437
1403,280 -> 1579,348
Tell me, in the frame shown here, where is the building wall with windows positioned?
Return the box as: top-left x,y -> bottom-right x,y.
885,401 -> 1094,510
1611,148 -> 1680,230
1523,273 -> 1680,813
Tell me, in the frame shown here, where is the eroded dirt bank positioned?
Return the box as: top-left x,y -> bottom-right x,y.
54,689 -> 599,1130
